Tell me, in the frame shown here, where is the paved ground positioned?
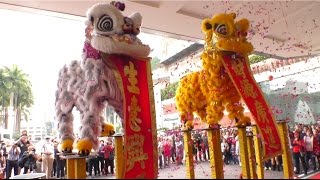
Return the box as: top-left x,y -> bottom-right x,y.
91,160 -> 320,179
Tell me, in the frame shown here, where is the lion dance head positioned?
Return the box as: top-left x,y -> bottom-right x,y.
201,13 -> 253,55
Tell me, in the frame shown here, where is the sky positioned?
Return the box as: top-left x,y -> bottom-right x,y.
0,8 -> 192,124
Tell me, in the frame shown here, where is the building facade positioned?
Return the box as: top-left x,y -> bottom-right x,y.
20,120 -> 46,142
152,43 -> 320,129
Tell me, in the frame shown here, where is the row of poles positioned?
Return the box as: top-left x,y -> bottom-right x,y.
112,120 -> 293,179
183,120 -> 294,179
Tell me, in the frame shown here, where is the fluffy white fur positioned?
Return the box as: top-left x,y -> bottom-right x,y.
55,2 -> 150,153
55,51 -> 123,151
85,3 -> 124,36
128,12 -> 142,35
91,35 -> 151,58
86,3 -> 150,58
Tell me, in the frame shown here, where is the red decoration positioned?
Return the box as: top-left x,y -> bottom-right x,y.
268,75 -> 273,81
108,55 -> 157,178
222,54 -> 282,160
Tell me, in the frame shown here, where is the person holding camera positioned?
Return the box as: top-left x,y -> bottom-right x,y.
20,146 -> 37,174
16,135 -> 32,175
6,142 -> 20,179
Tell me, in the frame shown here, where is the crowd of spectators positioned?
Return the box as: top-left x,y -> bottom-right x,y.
289,123 -> 320,175
90,138 -> 115,177
157,128 -> 240,168
0,130 -> 60,179
2,123 -> 319,179
0,131 -> 115,179
157,123 -> 320,177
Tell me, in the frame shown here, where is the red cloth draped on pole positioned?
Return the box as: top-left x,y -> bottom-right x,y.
221,53 -> 282,160
106,54 -> 158,178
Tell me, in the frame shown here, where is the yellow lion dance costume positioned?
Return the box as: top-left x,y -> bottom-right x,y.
175,13 -> 254,129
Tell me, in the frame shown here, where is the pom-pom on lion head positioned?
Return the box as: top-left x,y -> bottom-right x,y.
235,18 -> 250,38
110,1 -> 125,11
85,3 -> 125,36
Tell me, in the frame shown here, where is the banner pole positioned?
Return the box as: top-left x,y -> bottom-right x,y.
183,130 -> 195,179
206,125 -> 224,179
238,124 -> 251,179
247,133 -> 257,179
277,121 -> 294,179
114,134 -> 124,179
252,125 -> 264,179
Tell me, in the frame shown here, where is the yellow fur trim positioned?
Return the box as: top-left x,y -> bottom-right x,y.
100,122 -> 115,137
235,19 -> 249,32
61,139 -> 73,150
228,13 -> 236,20
201,18 -> 212,33
76,138 -> 93,151
175,12 -> 253,128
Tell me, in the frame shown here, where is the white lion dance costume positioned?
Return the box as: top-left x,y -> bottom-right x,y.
55,1 -> 150,155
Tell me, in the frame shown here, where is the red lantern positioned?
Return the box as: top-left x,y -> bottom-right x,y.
268,75 -> 273,81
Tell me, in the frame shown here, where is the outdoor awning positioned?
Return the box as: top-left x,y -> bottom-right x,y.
0,1 -> 319,59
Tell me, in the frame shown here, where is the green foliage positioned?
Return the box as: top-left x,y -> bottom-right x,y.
150,57 -> 161,70
115,123 -> 123,134
13,132 -> 20,141
0,65 -> 34,133
249,54 -> 268,64
160,81 -> 179,100
157,127 -> 169,131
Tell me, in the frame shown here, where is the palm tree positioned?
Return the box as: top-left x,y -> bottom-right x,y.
0,68 -> 11,129
2,65 -> 34,133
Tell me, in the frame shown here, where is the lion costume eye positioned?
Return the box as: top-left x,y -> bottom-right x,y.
97,14 -> 113,32
214,23 -> 227,35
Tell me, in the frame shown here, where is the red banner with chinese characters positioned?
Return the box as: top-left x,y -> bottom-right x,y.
221,52 -> 282,160
107,54 -> 158,178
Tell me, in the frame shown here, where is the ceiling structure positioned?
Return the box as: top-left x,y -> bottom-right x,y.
0,0 -> 320,59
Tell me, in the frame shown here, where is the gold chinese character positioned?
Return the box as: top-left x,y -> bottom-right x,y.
232,60 -> 246,78
126,134 -> 148,172
129,96 -> 142,132
260,126 -> 280,149
254,100 -> 268,124
124,61 -> 140,94
241,79 -> 257,98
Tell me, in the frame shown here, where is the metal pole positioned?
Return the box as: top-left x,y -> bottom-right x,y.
252,125 -> 264,179
183,130 -> 195,179
247,134 -> 257,179
277,121 -> 294,179
114,133 -> 124,179
206,125 -> 224,179
238,125 -> 251,179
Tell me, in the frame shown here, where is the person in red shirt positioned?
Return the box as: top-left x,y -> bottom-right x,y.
162,138 -> 172,167
313,129 -> 320,170
102,142 -> 114,176
292,131 -> 307,175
